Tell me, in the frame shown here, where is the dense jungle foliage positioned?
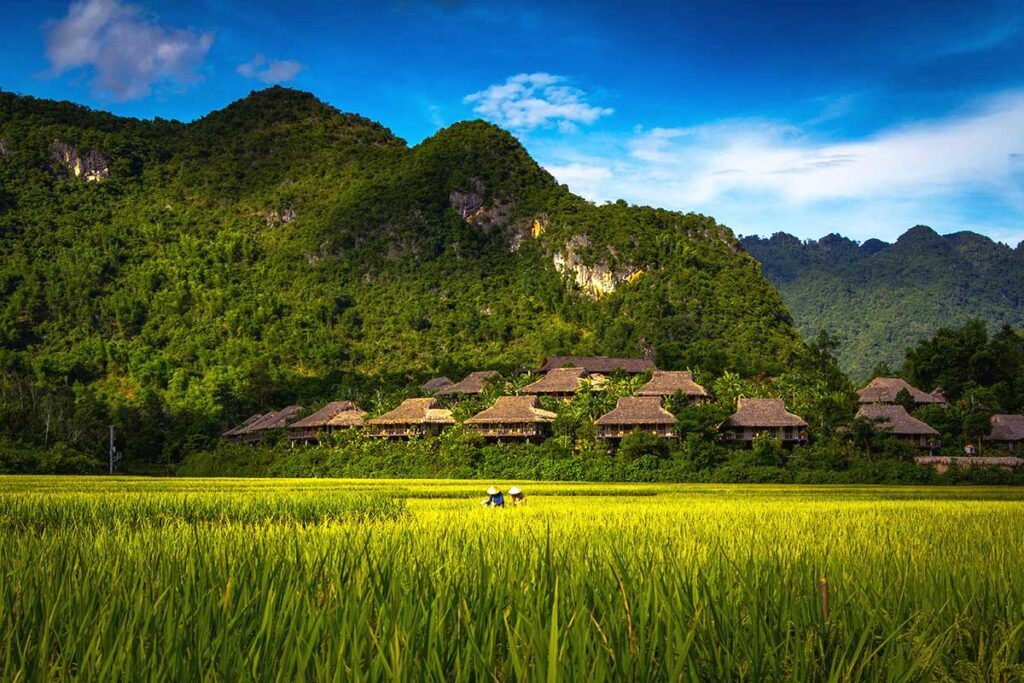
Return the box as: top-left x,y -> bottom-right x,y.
0,87 -> 807,468
742,227 -> 1024,379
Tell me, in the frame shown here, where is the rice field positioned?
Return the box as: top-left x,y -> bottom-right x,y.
2,477 -> 1023,681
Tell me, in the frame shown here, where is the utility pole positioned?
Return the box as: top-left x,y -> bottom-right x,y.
108,425 -> 122,475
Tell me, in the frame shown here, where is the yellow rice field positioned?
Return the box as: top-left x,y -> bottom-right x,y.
1,477 -> 1023,681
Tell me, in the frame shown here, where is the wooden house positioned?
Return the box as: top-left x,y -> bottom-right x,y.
595,396 -> 677,439
420,376 -> 454,393
635,370 -> 710,405
222,413 -> 265,442
436,370 -> 499,397
986,414 -> 1024,452
857,377 -> 947,406
365,398 -> 455,438
720,398 -> 808,445
287,401 -> 367,444
537,355 -> 657,374
464,396 -> 556,441
856,404 -> 940,453
233,406 -> 303,444
520,367 -> 590,398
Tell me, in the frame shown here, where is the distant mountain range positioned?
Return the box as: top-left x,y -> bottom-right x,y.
741,226 -> 1024,378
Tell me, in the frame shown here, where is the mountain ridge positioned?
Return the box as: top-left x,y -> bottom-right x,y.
0,86 -> 807,460
741,225 -> 1024,378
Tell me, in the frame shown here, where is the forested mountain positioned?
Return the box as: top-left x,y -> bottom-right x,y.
0,87 -> 806,464
742,226 -> 1024,379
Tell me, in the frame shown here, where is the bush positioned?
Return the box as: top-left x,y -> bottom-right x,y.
618,431 -> 670,462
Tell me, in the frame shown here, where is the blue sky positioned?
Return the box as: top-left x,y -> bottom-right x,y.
3,0 -> 1024,244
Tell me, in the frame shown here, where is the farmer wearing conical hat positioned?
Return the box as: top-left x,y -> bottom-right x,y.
508,486 -> 526,506
482,486 -> 505,508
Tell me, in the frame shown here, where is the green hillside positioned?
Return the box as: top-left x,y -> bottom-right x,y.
742,226 -> 1024,379
0,87 -> 806,465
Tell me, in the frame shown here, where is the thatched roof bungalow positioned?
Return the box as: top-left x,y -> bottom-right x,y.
857,404 -> 940,452
465,396 -> 556,441
720,398 -> 808,445
520,367 -> 590,398
287,401 -> 367,444
436,370 -> 499,397
987,414 -> 1024,452
537,356 -> 656,374
857,377 -> 946,405
365,398 -> 455,438
222,413 -> 265,441
234,406 -> 303,444
635,371 -> 710,404
420,376 -> 454,393
595,397 -> 676,439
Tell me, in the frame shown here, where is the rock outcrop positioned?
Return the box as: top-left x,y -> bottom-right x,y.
51,140 -> 109,182
553,234 -> 645,299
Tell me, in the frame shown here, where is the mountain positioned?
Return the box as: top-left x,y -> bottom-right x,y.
742,226 -> 1024,379
0,87 -> 805,461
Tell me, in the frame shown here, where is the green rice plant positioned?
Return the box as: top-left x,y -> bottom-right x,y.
0,477 -> 1022,681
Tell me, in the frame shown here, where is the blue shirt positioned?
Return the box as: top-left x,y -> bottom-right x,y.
488,493 -> 505,507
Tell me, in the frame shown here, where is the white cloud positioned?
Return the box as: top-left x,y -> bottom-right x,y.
544,162 -> 612,200
540,91 -> 1024,243
45,0 -> 213,101
463,73 -> 613,131
236,54 -> 305,84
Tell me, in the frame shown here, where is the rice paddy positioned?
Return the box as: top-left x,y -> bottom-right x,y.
2,477 -> 1023,681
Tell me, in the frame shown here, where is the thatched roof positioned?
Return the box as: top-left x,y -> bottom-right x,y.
436,370 -> 499,396
857,404 -> 938,436
722,398 -> 807,428
223,413 -> 265,437
366,398 -> 455,425
595,397 -> 676,425
858,377 -> 946,405
989,414 -> 1024,442
635,370 -> 709,398
238,406 -> 303,434
465,396 -> 557,424
290,401 -> 366,429
916,456 -> 1023,468
537,356 -> 657,374
420,376 -> 454,392
520,367 -> 588,395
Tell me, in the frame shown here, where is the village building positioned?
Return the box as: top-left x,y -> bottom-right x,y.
537,355 -> 657,374
222,413 -> 265,442
464,396 -> 556,441
364,398 -> 455,438
857,377 -> 947,406
635,370 -> 710,405
231,406 -> 303,444
986,414 -> 1024,452
856,404 -> 940,453
436,370 -> 500,397
595,396 -> 677,439
286,401 -> 367,444
719,398 -> 808,445
420,376 -> 454,393
520,367 -> 591,398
